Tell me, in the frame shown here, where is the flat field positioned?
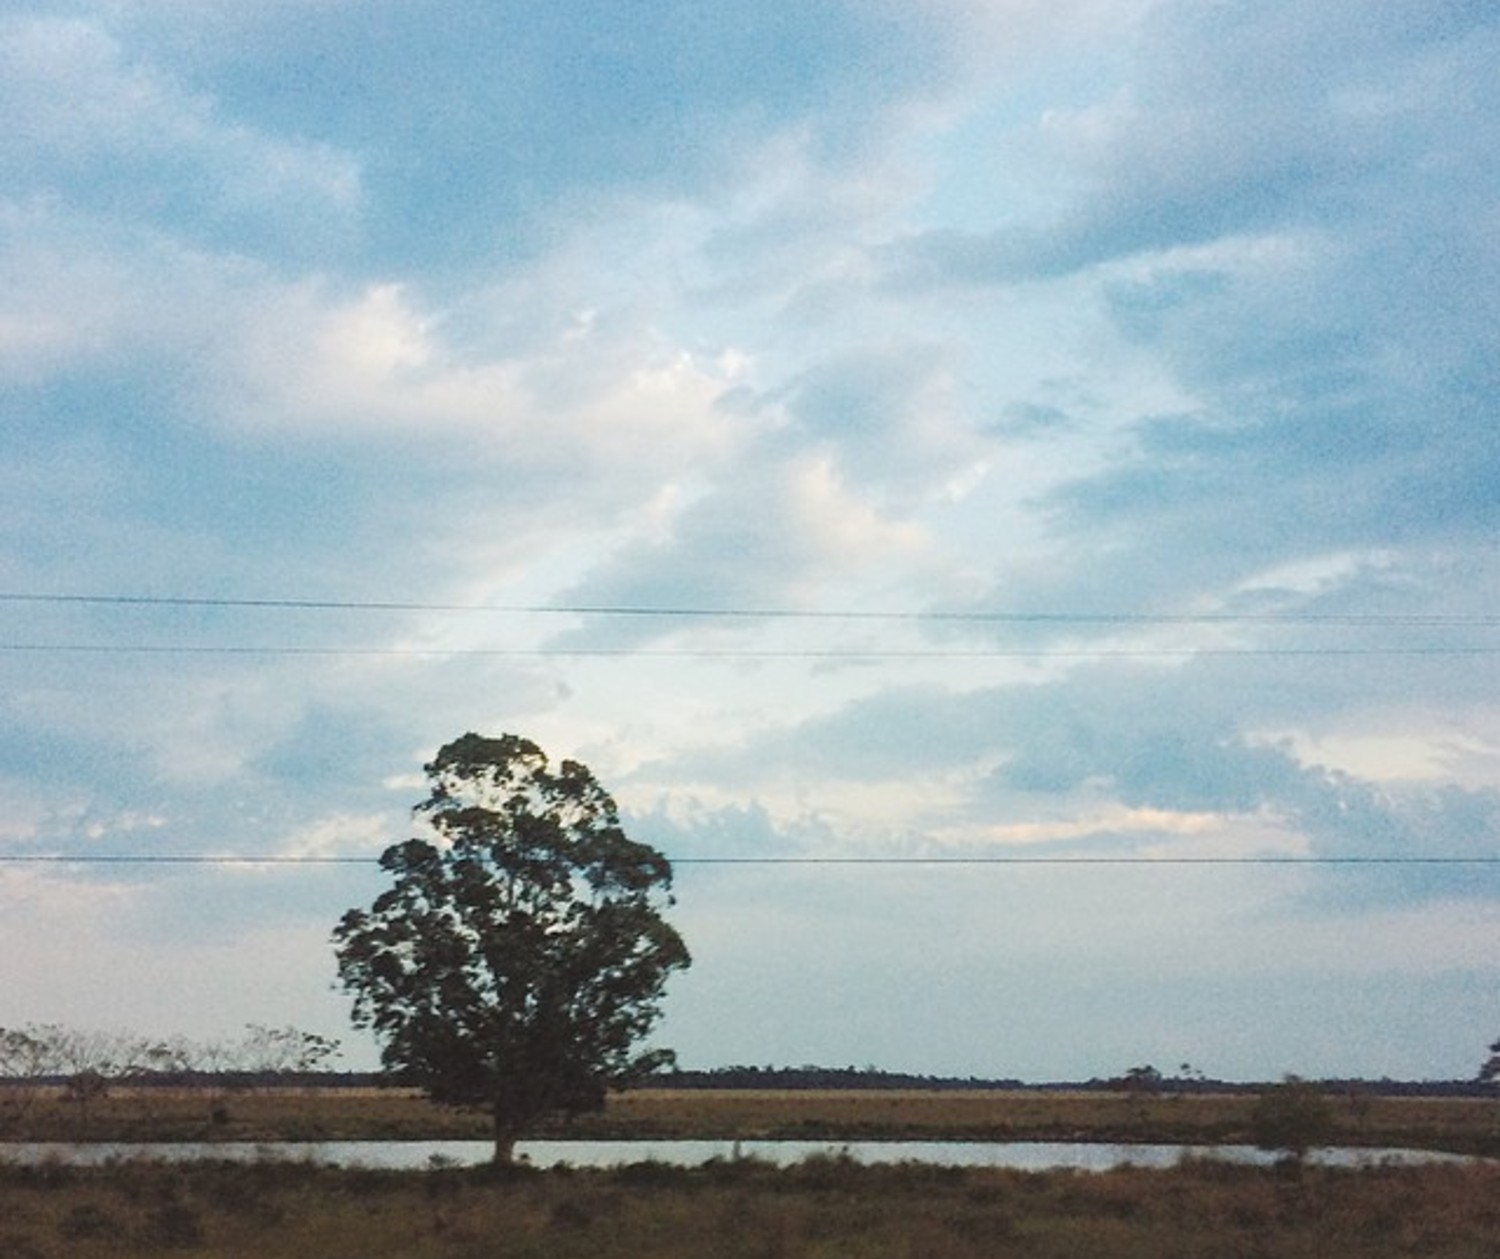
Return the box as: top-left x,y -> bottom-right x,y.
2,1085 -> 1497,1154
3,1156 -> 1500,1259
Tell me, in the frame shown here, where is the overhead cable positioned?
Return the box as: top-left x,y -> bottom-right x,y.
1,590 -> 1495,628
0,642 -> 1495,660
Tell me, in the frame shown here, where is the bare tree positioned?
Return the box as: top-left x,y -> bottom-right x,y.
233,1024 -> 342,1077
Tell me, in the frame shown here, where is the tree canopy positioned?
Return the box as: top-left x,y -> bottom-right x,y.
1250,1075 -> 1333,1166
333,733 -> 690,1162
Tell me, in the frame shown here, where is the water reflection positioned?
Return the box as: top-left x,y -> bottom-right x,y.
0,1139 -> 1474,1171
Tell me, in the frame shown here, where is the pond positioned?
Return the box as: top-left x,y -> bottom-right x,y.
0,1139 -> 1477,1171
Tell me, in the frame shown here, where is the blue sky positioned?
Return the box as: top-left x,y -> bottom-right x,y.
2,0 -> 1498,1082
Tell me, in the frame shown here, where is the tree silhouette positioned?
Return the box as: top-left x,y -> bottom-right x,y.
1479,1038 -> 1500,1085
1250,1075 -> 1333,1168
333,733 -> 690,1162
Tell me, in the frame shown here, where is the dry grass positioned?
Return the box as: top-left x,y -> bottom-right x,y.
2,1155 -> 1499,1258
2,1084 -> 1497,1154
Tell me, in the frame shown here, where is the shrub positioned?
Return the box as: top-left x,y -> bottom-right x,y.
59,1203 -> 118,1239
1251,1076 -> 1334,1164
139,1201 -> 204,1249
614,1158 -> 691,1188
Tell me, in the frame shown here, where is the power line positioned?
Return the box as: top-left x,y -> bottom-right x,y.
1,591 -> 1496,628
5,591 -> 1492,659
1,643 -> 1496,660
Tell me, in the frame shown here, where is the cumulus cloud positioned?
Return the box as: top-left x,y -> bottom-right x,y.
779,342 -> 990,503
2,0 -> 1497,1077
645,658 -> 1500,906
552,451 -> 928,648
217,278 -> 744,467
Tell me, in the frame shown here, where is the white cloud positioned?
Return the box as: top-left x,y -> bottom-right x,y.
552,450 -> 930,649
0,14 -> 360,252
278,812 -> 391,859
219,277 -> 747,480
1,0 -> 1496,1080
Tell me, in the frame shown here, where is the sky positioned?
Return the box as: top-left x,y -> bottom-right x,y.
2,0 -> 1498,1084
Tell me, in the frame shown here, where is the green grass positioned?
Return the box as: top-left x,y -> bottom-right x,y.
2,1156 -> 1498,1258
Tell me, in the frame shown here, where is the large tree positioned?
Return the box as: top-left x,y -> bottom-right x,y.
333,732 -> 690,1163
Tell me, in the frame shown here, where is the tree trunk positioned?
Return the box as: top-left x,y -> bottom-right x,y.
492,1111 -> 520,1166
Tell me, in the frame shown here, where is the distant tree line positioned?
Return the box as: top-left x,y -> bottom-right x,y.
7,1026 -> 1495,1102
646,1063 -> 1499,1097
0,1023 -> 341,1091
0,1022 -> 344,1137
653,1065 -> 1027,1091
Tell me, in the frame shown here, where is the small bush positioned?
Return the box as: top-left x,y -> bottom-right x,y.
138,1201 -> 204,1249
9,1158 -> 75,1192
614,1158 -> 691,1188
697,1152 -> 778,1187
59,1203 -> 118,1240
1251,1077 -> 1334,1163
549,1196 -> 595,1229
785,1148 -> 863,1191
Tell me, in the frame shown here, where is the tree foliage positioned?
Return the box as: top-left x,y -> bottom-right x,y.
1115,1064 -> 1164,1093
332,732 -> 690,1161
1250,1075 -> 1334,1164
1478,1037 -> 1500,1085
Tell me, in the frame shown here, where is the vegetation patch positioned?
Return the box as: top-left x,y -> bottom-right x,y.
2,1157 -> 1499,1258
3,1083 -> 1499,1155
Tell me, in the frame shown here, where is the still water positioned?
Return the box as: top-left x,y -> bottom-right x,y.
0,1139 -> 1474,1171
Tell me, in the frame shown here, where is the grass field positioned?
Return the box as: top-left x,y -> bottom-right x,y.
4,1088 -> 1498,1256
2,1154 -> 1499,1258
2,1083 -> 1498,1154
